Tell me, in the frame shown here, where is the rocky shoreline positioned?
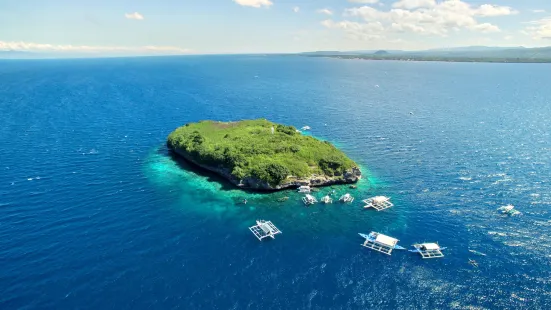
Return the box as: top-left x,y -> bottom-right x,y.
168,145 -> 362,191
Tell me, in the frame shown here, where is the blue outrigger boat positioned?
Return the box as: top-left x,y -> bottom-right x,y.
359,232 -> 406,255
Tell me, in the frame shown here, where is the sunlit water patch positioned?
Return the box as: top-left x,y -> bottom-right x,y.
141,146 -> 413,236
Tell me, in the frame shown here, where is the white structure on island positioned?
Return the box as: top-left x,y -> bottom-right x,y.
359,232 -> 405,255
321,195 -> 333,204
363,196 -> 394,211
297,185 -> 311,193
249,220 -> 282,241
302,194 -> 318,205
339,193 -> 354,203
409,243 -> 445,259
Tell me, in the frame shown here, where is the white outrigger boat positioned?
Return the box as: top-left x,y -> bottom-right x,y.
409,243 -> 445,259
302,194 -> 318,205
339,193 -> 354,203
301,126 -> 311,131
249,220 -> 282,241
359,232 -> 405,255
363,196 -> 393,211
321,195 -> 333,204
297,185 -> 311,193
497,204 -> 521,216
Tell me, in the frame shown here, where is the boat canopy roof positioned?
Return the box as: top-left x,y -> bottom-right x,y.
421,243 -> 440,250
259,223 -> 273,234
375,234 -> 398,246
373,196 -> 390,203
306,194 -> 315,199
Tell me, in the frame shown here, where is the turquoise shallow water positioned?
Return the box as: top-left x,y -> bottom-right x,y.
1,56 -> 550,309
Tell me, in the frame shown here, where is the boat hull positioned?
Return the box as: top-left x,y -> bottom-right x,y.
358,233 -> 405,250
409,247 -> 446,253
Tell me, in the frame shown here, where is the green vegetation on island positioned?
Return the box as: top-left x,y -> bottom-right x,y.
167,119 -> 361,190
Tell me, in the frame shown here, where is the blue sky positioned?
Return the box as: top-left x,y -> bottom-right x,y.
1,0 -> 550,55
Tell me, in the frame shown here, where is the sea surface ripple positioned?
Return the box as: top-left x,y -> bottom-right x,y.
0,56 -> 550,309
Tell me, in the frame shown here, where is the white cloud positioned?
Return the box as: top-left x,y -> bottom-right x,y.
470,23 -> 501,33
322,20 -> 384,41
348,0 -> 379,4
393,0 -> 436,10
331,0 -> 512,40
345,6 -> 387,21
391,22 -> 427,34
233,0 -> 273,8
125,12 -> 144,20
504,35 -> 513,40
524,18 -> 551,40
0,40 -> 190,54
474,4 -> 517,17
293,6 -> 300,13
532,9 -> 546,14
317,8 -> 333,16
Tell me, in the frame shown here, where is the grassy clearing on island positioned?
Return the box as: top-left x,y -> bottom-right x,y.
167,119 -> 358,186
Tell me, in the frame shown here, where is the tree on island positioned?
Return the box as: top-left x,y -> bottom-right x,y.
167,119 -> 361,190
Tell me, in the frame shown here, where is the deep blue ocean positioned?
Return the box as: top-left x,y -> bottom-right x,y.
1,55 -> 550,309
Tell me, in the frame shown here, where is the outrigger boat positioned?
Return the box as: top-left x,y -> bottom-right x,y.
359,232 -> 405,255
469,259 -> 479,268
339,193 -> 354,203
297,185 -> 311,193
301,126 -> 311,131
302,194 -> 318,205
497,204 -> 521,216
249,220 -> 282,241
409,243 -> 445,259
321,195 -> 333,204
363,196 -> 393,211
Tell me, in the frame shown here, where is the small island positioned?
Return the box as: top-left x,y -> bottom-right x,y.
167,119 -> 361,191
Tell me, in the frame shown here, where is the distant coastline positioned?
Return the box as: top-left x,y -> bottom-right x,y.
299,46 -> 551,64
303,54 -> 551,64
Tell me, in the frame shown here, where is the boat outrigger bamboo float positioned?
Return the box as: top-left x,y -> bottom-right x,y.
249,220 -> 282,241
409,243 -> 445,259
359,232 -> 405,255
362,196 -> 393,211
